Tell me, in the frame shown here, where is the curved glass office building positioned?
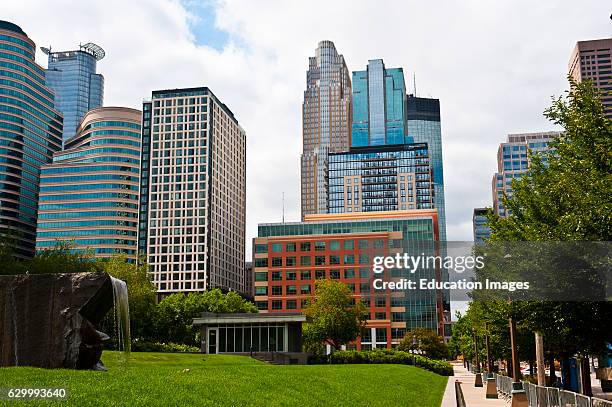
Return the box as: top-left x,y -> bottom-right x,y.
36,107 -> 141,260
0,20 -> 63,257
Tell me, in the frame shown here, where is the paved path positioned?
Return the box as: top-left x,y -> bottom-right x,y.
441,362 -> 508,407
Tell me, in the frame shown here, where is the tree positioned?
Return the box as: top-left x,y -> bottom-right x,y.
302,280 -> 367,351
154,289 -> 257,346
398,328 -> 449,360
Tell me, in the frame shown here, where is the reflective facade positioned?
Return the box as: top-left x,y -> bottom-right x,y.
36,107 -> 141,259
253,210 -> 446,349
352,59 -> 409,147
406,95 -> 446,241
492,132 -> 559,217
301,41 -> 351,218
328,144 -> 434,213
472,208 -> 491,245
45,44 -> 104,144
0,21 -> 63,257
139,87 -> 246,295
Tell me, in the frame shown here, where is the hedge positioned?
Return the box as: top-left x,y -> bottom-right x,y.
131,340 -> 200,353
324,349 -> 454,376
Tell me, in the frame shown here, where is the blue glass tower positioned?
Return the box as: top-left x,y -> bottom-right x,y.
406,95 -> 446,241
0,21 -> 63,257
352,59 -> 410,147
43,43 -> 104,144
36,107 -> 141,259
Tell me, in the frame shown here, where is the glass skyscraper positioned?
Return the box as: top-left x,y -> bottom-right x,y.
472,208 -> 491,245
0,21 -> 63,257
139,87 -> 246,295
43,43 -> 105,144
492,132 -> 560,217
352,59 -> 410,147
36,107 -> 141,259
328,143 -> 434,213
301,41 -> 351,218
406,95 -> 446,242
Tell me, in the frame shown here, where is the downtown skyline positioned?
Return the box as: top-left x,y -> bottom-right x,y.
3,0 -> 611,258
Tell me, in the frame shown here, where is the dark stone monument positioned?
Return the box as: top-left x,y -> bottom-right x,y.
0,272 -> 114,370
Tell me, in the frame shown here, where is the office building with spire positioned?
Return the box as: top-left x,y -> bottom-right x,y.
301,40 -> 351,218
43,43 -> 105,144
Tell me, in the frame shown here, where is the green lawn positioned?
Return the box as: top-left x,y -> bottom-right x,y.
0,352 -> 448,406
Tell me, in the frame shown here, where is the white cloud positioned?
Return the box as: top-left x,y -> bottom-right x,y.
4,0 -> 610,258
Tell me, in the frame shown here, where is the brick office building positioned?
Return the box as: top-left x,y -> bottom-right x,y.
252,210 -> 445,350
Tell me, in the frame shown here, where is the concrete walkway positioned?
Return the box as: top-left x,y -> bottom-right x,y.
441,362 -> 508,407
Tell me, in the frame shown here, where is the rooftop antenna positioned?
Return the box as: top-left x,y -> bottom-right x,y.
282,192 -> 285,223
413,73 -> 417,96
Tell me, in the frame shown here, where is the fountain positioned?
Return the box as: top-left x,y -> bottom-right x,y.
110,276 -> 131,356
0,272 -> 129,370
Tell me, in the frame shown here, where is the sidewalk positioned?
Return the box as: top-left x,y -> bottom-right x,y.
441,362 -> 508,407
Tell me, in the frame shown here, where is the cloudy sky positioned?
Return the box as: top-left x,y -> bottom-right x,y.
5,0 -> 611,257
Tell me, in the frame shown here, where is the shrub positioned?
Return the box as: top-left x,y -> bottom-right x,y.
132,340 -> 200,353
325,349 -> 453,376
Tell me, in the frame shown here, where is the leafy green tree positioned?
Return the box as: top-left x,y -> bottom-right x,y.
154,289 -> 257,346
27,241 -> 101,274
0,234 -> 26,275
398,328 -> 449,360
302,280 -> 367,351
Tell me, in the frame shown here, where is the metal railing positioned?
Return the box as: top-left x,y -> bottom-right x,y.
492,374 -> 612,407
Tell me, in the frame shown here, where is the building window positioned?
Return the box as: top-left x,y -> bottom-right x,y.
255,286 -> 268,295
271,257 -> 282,267
254,258 -> 268,267
286,257 -> 296,266
315,270 -> 326,279
330,270 -> 341,279
254,244 -> 267,253
314,241 -> 326,251
254,272 -> 267,282
375,312 -> 386,320
271,286 -> 282,295
392,312 -> 406,322
300,270 -> 311,280
300,256 -> 312,266
315,256 -> 326,266
375,297 -> 386,307
330,255 -> 340,265
286,243 -> 296,252
255,301 -> 267,310
344,240 -> 354,250
300,242 -> 311,251
286,300 -> 297,310
301,285 -> 311,294
344,254 -> 355,265
271,272 -> 282,281
329,241 -> 340,251
344,269 -> 355,279
360,283 -> 370,293
359,254 -> 369,265
358,240 -> 369,249
286,271 -> 296,281
271,300 -> 282,310
287,285 -> 297,295
374,239 -> 384,249
271,243 -> 282,253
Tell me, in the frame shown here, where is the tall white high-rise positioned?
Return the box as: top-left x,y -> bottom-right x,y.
138,87 -> 246,295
